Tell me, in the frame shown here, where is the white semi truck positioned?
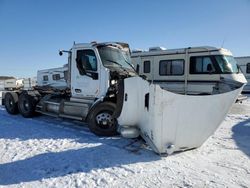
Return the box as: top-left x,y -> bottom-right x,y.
3,41 -> 246,154
4,42 -> 136,136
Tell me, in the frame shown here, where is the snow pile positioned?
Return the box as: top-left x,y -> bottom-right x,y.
0,98 -> 249,187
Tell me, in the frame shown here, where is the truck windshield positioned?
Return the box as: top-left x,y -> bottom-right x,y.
215,55 -> 239,73
98,46 -> 134,71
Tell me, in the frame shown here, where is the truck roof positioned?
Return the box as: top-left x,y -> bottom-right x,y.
131,46 -> 232,57
72,42 -> 129,49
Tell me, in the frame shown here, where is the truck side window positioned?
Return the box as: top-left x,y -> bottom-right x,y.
159,59 -> 184,76
76,50 -> 97,75
143,61 -> 151,73
190,56 -> 215,74
247,63 -> 250,73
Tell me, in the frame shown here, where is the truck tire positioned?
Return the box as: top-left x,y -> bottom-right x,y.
87,102 -> 118,136
18,93 -> 36,118
5,92 -> 19,115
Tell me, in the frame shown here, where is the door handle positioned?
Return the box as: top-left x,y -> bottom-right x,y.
75,89 -> 82,93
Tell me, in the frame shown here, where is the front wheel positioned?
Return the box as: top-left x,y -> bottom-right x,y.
87,102 -> 118,136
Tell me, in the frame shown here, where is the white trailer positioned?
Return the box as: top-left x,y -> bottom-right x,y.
132,46 -> 246,96
2,41 -> 245,155
4,79 -> 17,90
3,78 -> 36,91
235,56 -> 250,92
0,78 -> 16,104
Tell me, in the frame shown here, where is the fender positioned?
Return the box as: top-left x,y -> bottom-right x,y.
85,96 -> 104,121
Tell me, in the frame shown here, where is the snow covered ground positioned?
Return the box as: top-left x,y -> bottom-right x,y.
0,96 -> 249,188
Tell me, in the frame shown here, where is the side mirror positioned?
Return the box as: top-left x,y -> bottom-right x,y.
59,50 -> 63,56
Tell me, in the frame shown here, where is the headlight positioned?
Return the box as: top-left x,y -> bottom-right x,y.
111,80 -> 117,85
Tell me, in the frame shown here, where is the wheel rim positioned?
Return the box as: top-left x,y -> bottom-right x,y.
20,98 -> 30,113
95,111 -> 115,129
23,100 -> 29,111
8,99 -> 14,108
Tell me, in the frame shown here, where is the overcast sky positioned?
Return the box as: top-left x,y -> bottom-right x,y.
0,0 -> 250,77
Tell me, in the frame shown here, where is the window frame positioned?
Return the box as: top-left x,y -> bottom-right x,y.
159,59 -> 185,76
43,75 -> 48,81
52,74 -> 61,80
76,49 -> 98,75
189,56 -> 220,74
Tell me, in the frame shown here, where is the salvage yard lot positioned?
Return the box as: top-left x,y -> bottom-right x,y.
0,97 -> 249,188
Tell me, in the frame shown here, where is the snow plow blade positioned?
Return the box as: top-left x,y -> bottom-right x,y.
116,77 -> 244,155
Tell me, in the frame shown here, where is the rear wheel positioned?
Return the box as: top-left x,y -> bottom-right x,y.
87,102 -> 118,136
18,93 -> 36,118
5,92 -> 19,115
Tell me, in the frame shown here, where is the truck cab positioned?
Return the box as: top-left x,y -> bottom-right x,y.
4,42 -> 137,136
69,42 -> 136,100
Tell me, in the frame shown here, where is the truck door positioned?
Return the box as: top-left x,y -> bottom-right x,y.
71,48 -> 101,99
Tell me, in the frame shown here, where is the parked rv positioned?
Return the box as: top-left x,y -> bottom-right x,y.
132,46 -> 247,96
37,64 -> 68,89
235,56 -> 250,92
